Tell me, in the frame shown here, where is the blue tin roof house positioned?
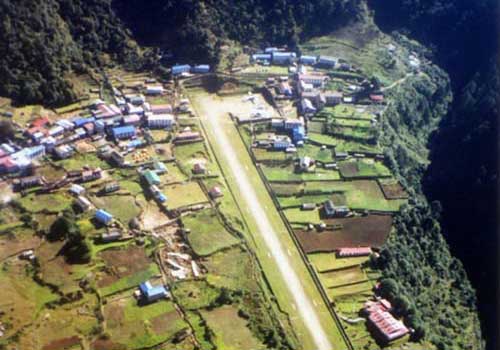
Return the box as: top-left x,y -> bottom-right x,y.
139,281 -> 168,303
112,125 -> 136,140
95,209 -> 113,225
292,126 -> 306,143
299,55 -> 317,65
172,64 -> 192,75
272,52 -> 296,64
252,54 -> 272,63
192,65 -> 210,74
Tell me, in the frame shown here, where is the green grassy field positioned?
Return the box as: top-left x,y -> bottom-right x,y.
252,148 -> 292,162
182,209 -> 240,256
297,144 -> 335,163
277,193 -> 347,208
329,280 -> 373,299
0,260 -> 59,339
201,306 -> 264,350
91,194 -> 141,224
56,153 -> 110,171
204,247 -> 258,292
99,263 -> 160,297
308,132 -> 382,154
18,192 -> 73,213
261,164 -> 341,182
104,297 -> 187,349
283,207 -> 322,224
172,280 -> 220,310
163,182 -> 208,209
308,253 -> 369,273
241,65 -> 289,75
321,105 -> 374,120
338,159 -> 392,179
318,266 -> 368,288
303,180 -> 405,211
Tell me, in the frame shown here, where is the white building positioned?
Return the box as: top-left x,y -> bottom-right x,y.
299,74 -> 328,88
146,114 -> 175,129
146,86 -> 164,95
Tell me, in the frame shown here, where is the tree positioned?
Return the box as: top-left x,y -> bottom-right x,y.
0,120 -> 15,142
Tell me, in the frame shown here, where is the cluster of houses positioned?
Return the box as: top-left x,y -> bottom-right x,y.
0,94 -> 176,176
0,143 -> 46,174
251,47 -> 386,119
142,165 -> 168,205
251,48 -> 346,70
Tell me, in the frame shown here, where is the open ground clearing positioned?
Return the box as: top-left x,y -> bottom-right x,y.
97,245 -> 160,296
308,253 -> 369,273
204,246 -> 259,292
103,296 -> 187,349
182,208 -> 240,256
163,182 -> 207,209
201,306 -> 265,350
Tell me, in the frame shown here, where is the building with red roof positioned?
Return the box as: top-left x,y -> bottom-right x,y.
363,299 -> 410,343
0,156 -> 18,173
369,94 -> 384,103
337,247 -> 372,257
31,116 -> 50,128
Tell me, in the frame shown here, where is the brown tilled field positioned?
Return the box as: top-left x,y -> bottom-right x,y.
97,246 -> 151,287
295,214 -> 392,253
378,180 -> 408,200
338,161 -> 358,177
42,336 -> 82,350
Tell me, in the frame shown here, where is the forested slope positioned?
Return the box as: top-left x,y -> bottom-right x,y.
0,0 -> 143,106
113,0 -> 362,63
369,1 -> 498,348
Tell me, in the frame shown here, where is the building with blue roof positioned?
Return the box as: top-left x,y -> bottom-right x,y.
139,281 -> 168,303
127,139 -> 144,149
153,161 -> 168,174
265,47 -> 279,53
73,117 -> 95,128
112,125 -> 136,140
292,126 -> 306,143
95,209 -> 113,225
23,145 -> 46,160
299,55 -> 317,65
192,65 -> 210,74
155,192 -> 167,203
252,54 -> 272,63
94,120 -> 105,133
318,56 -> 338,68
172,64 -> 191,75
272,52 -> 296,65
273,137 -> 291,150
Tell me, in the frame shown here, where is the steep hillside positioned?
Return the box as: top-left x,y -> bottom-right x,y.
299,8 -> 482,347
0,0 -> 143,106
369,1 -> 498,348
113,0 -> 362,63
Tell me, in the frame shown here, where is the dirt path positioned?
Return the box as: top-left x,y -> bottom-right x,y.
382,71 -> 425,92
194,94 -> 333,350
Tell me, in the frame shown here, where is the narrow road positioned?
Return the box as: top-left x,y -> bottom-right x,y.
199,100 -> 333,350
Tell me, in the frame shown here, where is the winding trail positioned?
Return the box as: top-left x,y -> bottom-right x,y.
195,95 -> 333,350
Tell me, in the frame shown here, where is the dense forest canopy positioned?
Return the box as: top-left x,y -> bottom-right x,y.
113,0 -> 362,64
0,0 -> 142,106
369,0 -> 496,88
368,1 -> 498,348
